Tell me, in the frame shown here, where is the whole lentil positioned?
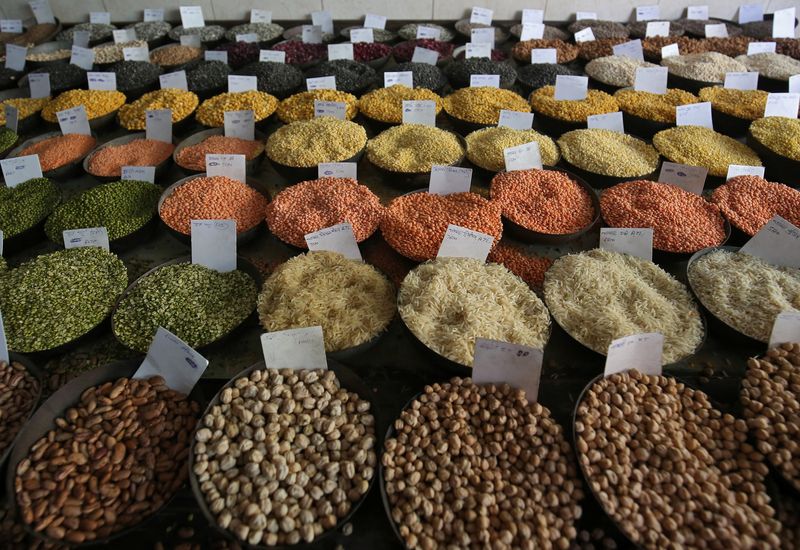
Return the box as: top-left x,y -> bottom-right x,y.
380,192 -> 502,261
114,262 -> 257,352
234,61 -> 303,97
0,177 -> 59,238
0,247 -> 127,353
736,52 -> 800,80
87,138 -> 174,177
776,38 -> 800,60
642,36 -> 706,60
661,52 -> 747,83
711,175 -> 800,235
56,22 -> 116,42
185,60 -> 230,94
679,18 -> 743,38
150,44 -> 202,67
271,41 -> 326,65
15,375 -> 199,543
653,126 -> 761,177
453,46 -> 507,62
530,86 -> 619,122
454,19 -> 508,43
578,38 -> 628,61
266,177 -> 383,248
568,20 -> 629,40
585,55 -> 659,87
698,86 -> 769,120
576,371 -> 781,550
16,133 -> 97,171
358,85 -> 441,123
126,21 -> 172,42
397,23 -> 455,42
176,135 -> 263,171
466,126 -> 559,171
444,57 -> 517,89
93,39 -> 148,64
196,90 -> 278,127
384,378 -> 582,549
45,180 -> 161,243
214,41 -> 259,69
107,60 -> 163,94
277,89 -> 358,123
559,129 -> 659,177
0,360 -> 40,458
601,179 -> 727,252
627,20 -> 685,38
517,63 -> 581,91
169,25 -> 226,43
0,126 -> 16,150
703,36 -> 754,57
25,64 -> 86,94
614,88 -> 698,123
265,118 -> 366,168
367,124 -> 463,173
342,25 -> 397,43
353,42 -> 392,63
118,88 -> 199,129
42,89 -> 126,122
512,39 -> 579,64
160,175 -> 269,235
305,60 -> 376,94
487,241 -> 553,290
510,23 -> 570,41
443,87 -> 530,124
392,39 -> 454,63
224,22 -> 284,43
749,116 -> 800,161
26,46 -> 70,62
378,61 -> 447,91
193,367 -> 376,546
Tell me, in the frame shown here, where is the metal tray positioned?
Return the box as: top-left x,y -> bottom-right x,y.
6,130 -> 95,179
173,127 -> 265,176
83,132 -> 175,182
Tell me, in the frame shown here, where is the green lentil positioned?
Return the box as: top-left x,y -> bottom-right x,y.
0,177 -> 60,238
698,87 -> 768,120
0,247 -> 127,353
653,126 -> 761,177
112,262 -> 257,353
0,127 -> 16,151
614,88 -> 698,123
465,127 -> 560,171
530,86 -> 619,122
749,117 -> 800,161
44,180 -> 161,244
558,129 -> 660,177
265,117 -> 367,168
367,124 -> 463,173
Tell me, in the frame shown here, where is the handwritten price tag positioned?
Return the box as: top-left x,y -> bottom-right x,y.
646,21 -> 670,37
530,48 -> 557,64
726,164 -> 765,180
764,93 -> 800,118
311,11 -> 334,34
63,227 -> 109,251
472,338 -> 543,403
497,110 -> 533,130
416,26 -> 441,40
144,8 -> 164,22
587,111 -> 624,133
470,6 -> 493,25
160,71 -> 188,91
305,222 -> 362,261
471,27 -> 495,45
636,5 -> 660,21
180,35 -> 201,48
90,11 -> 111,24
260,50 -> 285,63
205,50 -> 227,63
1,155 -> 43,187
56,105 -> 91,136
121,165 -> 155,183
604,333 -> 664,376
504,141 -> 542,171
228,75 -> 257,93
554,75 -> 588,100
191,219 -> 237,272
687,5 -> 709,20
748,41 -> 776,54
740,215 -> 800,268
4,44 -> 26,71
72,30 -> 89,48
612,39 -> 644,61
180,6 -> 205,28
384,71 -> 413,88
113,28 -> 137,43
437,224 -> 494,262
411,46 -> 438,65
634,66 -> 668,94
522,9 -> 544,24
70,45 -> 94,70
4,105 -> 18,133
576,11 -> 597,20
123,45 -> 149,61
261,326 -> 327,371
402,100 -> 436,126
306,76 -> 336,91
318,162 -> 357,180
135,327 -> 208,394
676,102 -> 713,129
206,154 -> 246,183
314,100 -> 346,120
87,71 -> 116,91
236,33 -> 259,43
146,109 -> 172,143
28,73 -> 50,98
250,9 -> 271,24
350,28 -> 374,43
328,43 -> 354,61
364,14 -> 387,29
29,0 -> 56,24
705,23 -> 728,38
658,161 -> 707,194
520,23 -> 545,40
599,228 -> 653,261
302,25 -> 323,44
470,74 -> 500,88
724,71 -> 759,90
429,165 -> 472,195
224,110 -> 254,140
769,311 -> 800,348
465,42 -> 492,59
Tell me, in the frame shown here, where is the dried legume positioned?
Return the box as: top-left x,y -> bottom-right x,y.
0,360 -> 39,458
185,59 -> 230,94
0,127 -> 16,151
578,38 -> 628,61
444,57 -> 517,89
703,36 -> 754,57
585,55 -> 659,87
512,39 -> 579,64
680,18 -> 743,37
266,117 -> 366,168
342,25 -> 396,42
642,36 -> 705,60
378,61 -> 446,91
559,129 -> 659,177
213,41 -> 259,69
392,39 -> 454,63
107,60 -> 162,94
776,38 -> 800,60
453,46 -> 507,62
175,135 -> 263,171
397,23 -> 454,42
277,89 -> 358,123
234,61 -> 303,97
118,88 -> 199,129
87,138 -> 174,177
126,21 -> 172,42
749,116 -> 800,161
711,175 -> 800,235
698,86 -> 769,120
353,42 -> 392,63
614,88 -> 698,123
271,41 -> 326,65
224,22 -> 284,43
150,44 -> 202,67
517,63 -> 581,91
16,133 -> 97,171
56,22 -> 115,42
196,90 -> 277,127
169,25 -> 225,43
487,241 -> 552,289
568,20 -> 629,40
0,177 -> 59,238
367,124 -> 462,173
26,46 -> 69,62
466,126 -> 559,171
42,89 -> 125,122
736,52 -> 800,80
653,126 -> 761,177
661,52 -> 747,83
627,20 -> 685,38
531,86 -> 619,122
305,60 -> 376,94
454,20 -> 508,43
443,87 -> 529,124
510,23 -> 569,40
1,22 -> 57,47
741,21 -> 776,39
358,85 -> 441,123
93,39 -> 148,64
25,64 -> 86,94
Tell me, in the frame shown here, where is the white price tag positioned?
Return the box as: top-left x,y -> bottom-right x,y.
769,311 -> 800,348
416,25 -> 441,40
160,71 -> 188,91
636,5 -> 660,21
311,11 -> 333,34
56,105 -> 91,136
113,28 -> 137,43
306,76 -> 336,91
328,43 -> 354,61
228,75 -> 257,93
72,31 -> 89,48
302,25 -> 323,44
364,14 -> 387,29
63,227 -> 109,251
146,109 -> 172,143
29,0 -> 56,24
135,327 -> 208,394
661,43 -> 680,58
705,23 -> 729,38
472,338 -> 543,402
604,333 -> 664,376
1,155 -> 42,187
224,110 -> 255,141
305,222 -> 362,261
465,42 -> 492,58
634,66 -> 668,94
437,224 -> 494,262
726,164 -> 765,180
0,311 -> 8,364
764,93 -> 800,118
740,214 -> 800,268
318,162 -> 357,180
612,39 -> 644,61
87,71 -> 116,91
121,165 -> 155,183
497,109 -> 533,130
384,71 -> 413,88
314,100 -> 346,120
554,75 -> 588,100
180,35 -> 202,48
350,28 -> 374,43
576,11 -> 597,20
144,8 -> 164,22
4,105 -> 18,133
191,219 -> 237,272
658,161 -> 707,194
739,4 -> 764,24
0,20 -> 23,33
470,7 -> 493,25
530,48 -> 557,64
599,227 -> 653,261
748,41 -> 776,54
411,46 -> 439,65
676,102 -> 713,129
724,71 -> 759,90
790,75 -> 800,94
687,5 -> 709,20
180,6 -> 205,29
646,21 -> 670,37
504,141 -> 542,171
402,99 -> 436,126
0,230 -> 3,256
471,27 -> 495,46
260,327 -> 327,371
773,7 -> 796,38
236,33 -> 259,43
587,111 -> 625,133
205,50 -> 227,63
4,45 -> 26,72
520,23 -> 545,41
470,74 -> 500,88
251,9 -> 271,24
206,154 -> 246,183
70,45 -> 94,70
90,11 -> 111,24
429,165 -> 472,195
28,73 -> 50,98
260,50 -> 285,63
123,45 -> 149,61
522,9 -> 544,24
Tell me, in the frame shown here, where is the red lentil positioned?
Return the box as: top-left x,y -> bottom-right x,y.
601,179 -> 727,253
265,177 -> 384,248
159,175 -> 269,235
490,169 -> 595,234
711,175 -> 800,236
487,241 -> 553,290
175,135 -> 263,172
87,139 -> 175,178
380,192 -> 503,261
271,41 -> 326,65
17,134 -> 96,171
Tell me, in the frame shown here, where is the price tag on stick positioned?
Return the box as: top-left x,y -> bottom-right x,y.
123,45 -> 149,61
465,42 -> 492,59
135,327 -> 209,394
658,161 -> 707,195
497,110 -> 533,130
364,14 -> 386,29
470,74 -> 500,88
350,28 -> 374,43
604,333 -> 664,377
429,165 -> 472,195
146,109 -> 172,143
411,47 -> 438,65
646,21 -> 670,37
206,154 -> 246,183
311,11 -> 334,34
261,326 -> 327,371
56,105 -> 91,136
687,5 -> 709,20
251,9 -> 271,24
520,23 -> 545,41
328,43 -> 354,61
191,219 -> 237,272
121,165 -> 155,183
160,71 -> 188,91
769,311 -> 800,348
384,71 -> 413,88
4,45 -> 26,71
724,72 -> 759,90
314,100 -> 346,120
224,110 -> 254,140
63,227 -> 109,251
470,7 -> 493,25
180,6 -> 205,28
70,45 -> 94,70
599,228 -> 653,261
612,39 -> 644,61
228,75 -> 257,93
739,215 -> 800,268
726,165 -> 765,180
1,155 -> 43,187
260,50 -> 285,63
306,76 -> 336,91
587,111 -> 624,133
636,5 -> 660,21
90,12 -> 111,24
472,338 -> 543,403
402,100 -> 436,126
304,222 -> 362,261
318,162 -> 357,180
87,72 -> 116,91
0,311 -> 8,364
144,8 -> 164,22
28,73 -> 50,98
504,141 -> 542,171
113,29 -> 137,44
437,224 -> 494,262
416,26 -> 441,40
29,0 -> 56,24
764,93 -> 800,118
471,28 -> 495,45
676,102 -> 713,129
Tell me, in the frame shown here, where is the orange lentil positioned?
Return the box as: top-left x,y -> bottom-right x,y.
601,179 -> 727,253
87,139 -> 175,177
175,135 -> 263,172
711,175 -> 800,236
159,175 -> 269,235
487,241 -> 553,290
380,192 -> 503,261
17,134 -> 96,171
265,177 -> 384,248
490,169 -> 595,234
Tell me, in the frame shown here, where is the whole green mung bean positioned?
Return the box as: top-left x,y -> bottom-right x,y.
0,247 -> 127,353
0,177 -> 60,238
0,127 -> 16,151
112,262 -> 257,352
45,180 -> 161,244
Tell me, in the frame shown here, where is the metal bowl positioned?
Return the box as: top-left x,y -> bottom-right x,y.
711,106 -> 755,137
558,153 -> 661,189
531,108 -> 587,137
667,72 -> 719,94
149,43 -> 204,71
173,127 -> 265,176
83,132 -> 175,182
22,17 -> 62,46
269,146 -> 365,185
746,129 -> 800,187
25,40 -> 71,68
621,110 -> 674,139
3,185 -> 61,256
271,39 -> 327,70
6,130 -> 95,179
443,110 -> 494,136
0,88 -> 45,135
367,133 -> 466,189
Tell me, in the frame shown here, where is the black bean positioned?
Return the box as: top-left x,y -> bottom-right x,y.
185,60 -> 231,93
26,63 -> 87,94
108,61 -> 163,93
444,58 -> 517,89
378,62 -> 447,92
517,63 -> 581,91
235,61 -> 303,98
305,60 -> 376,94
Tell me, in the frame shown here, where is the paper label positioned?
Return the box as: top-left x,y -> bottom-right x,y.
121,165 -> 155,183
260,326 -> 327,371
465,42 -> 492,59
87,71 -> 116,91
576,11 -> 597,20
676,102 -> 713,129
236,33 -> 259,43
636,5 -> 660,21
135,327 -> 208,394
314,100 -> 347,120
522,9 -> 544,24
437,224 -> 494,262
497,110 -> 533,130
773,7 -> 796,38
160,71 -> 187,91
429,165 -> 472,195
740,215 -> 800,268
724,71 -> 759,90
646,21 -> 670,37
554,75 -> 588,100
180,6 -> 205,29
90,11 -> 110,24
260,50 -> 285,63
384,71 -> 413,88
739,4 -> 764,24
302,25 -> 323,44
726,164 -> 765,180
0,20 -> 22,34
764,93 -> 800,118
470,6 -> 493,25
73,31 -> 90,48
530,48 -> 557,64
56,105 -> 91,136
4,105 -> 18,133
705,23 -> 729,38
790,75 -> 800,94
28,73 -> 50,98
416,25 -> 441,40
70,45 -> 94,70
364,14 -> 387,29
328,43 -> 354,61
113,28 -> 137,43
180,34 -> 201,48
251,9 -> 271,24
0,230 -> 3,255
748,41 -> 776,54
470,74 -> 500,88
604,333 -> 664,376
599,228 -> 653,261
318,162 -> 357,180
305,222 -> 362,261
206,154 -> 246,183
520,23 -> 545,41
306,76 -> 336,91
472,338 -> 543,402
687,5 -> 709,20
146,109 -> 172,143
205,50 -> 227,63
402,100 -> 436,126
471,27 -> 495,46
612,39 -> 644,61
411,46 -> 439,65
634,66 -> 668,94
1,155 -> 42,187
224,110 -> 255,141
191,219 -> 237,272
504,141 -> 542,171
587,111 -> 624,133
228,75 -> 257,93
144,8 -> 164,22
661,43 -> 680,58
4,44 -> 26,72
769,311 -> 800,348
123,45 -> 149,61
658,161 -> 707,194
63,227 -> 109,251
311,11 -> 334,34
350,28 -> 374,43
0,311 -> 7,364
29,0 -> 56,24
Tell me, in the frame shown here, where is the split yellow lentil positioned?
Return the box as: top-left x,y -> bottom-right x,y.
366,124 -> 463,173
530,86 -> 619,122
558,129 -> 659,177
265,117 -> 366,168
276,89 -> 358,123
614,88 -> 698,123
749,117 -> 800,161
41,90 -> 126,122
118,89 -> 199,130
465,127 -> 559,171
653,126 -> 761,177
358,85 -> 442,123
698,87 -> 769,120
442,87 -> 529,124
0,97 -> 48,125
195,90 -> 278,127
